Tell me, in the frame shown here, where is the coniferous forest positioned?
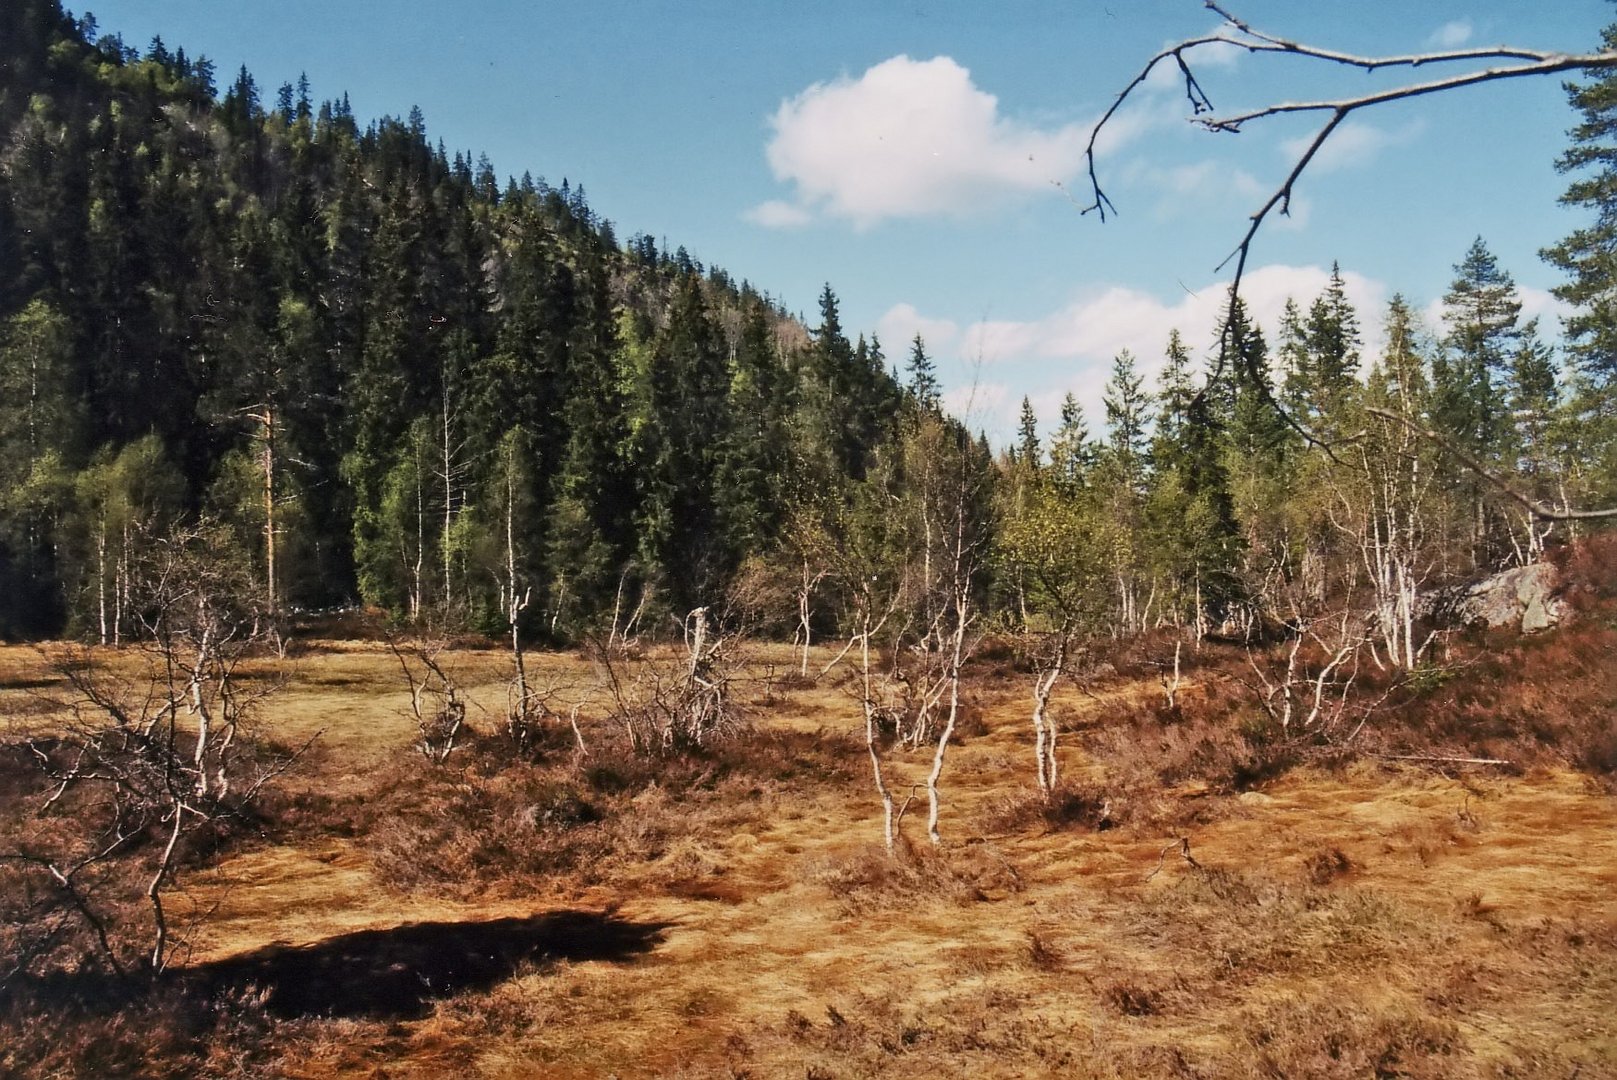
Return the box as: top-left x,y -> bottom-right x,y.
0,1 -> 921,642
3,1 -> 1616,649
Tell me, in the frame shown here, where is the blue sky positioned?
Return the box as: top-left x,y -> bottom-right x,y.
81,0 -> 1617,442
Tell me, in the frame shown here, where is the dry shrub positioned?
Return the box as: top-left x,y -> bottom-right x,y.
813,842 -> 1023,912
1551,528 -> 1617,607
360,727 -> 857,897
949,701 -> 990,742
1025,929 -> 1065,972
1079,664 -> 1305,794
0,980 -> 278,1080
1241,999 -> 1460,1079
762,987 -> 1099,1076
367,767 -> 617,896
1363,607 -> 1617,785
1,727 -> 298,983
1074,567 -> 1617,796
1130,867 -> 1421,984
767,669 -> 817,694
1303,846 -> 1354,885
966,633 -> 1027,677
980,783 -> 1120,834
1102,979 -> 1163,1017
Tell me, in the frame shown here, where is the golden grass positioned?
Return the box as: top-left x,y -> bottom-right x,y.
5,637 -> 1616,1078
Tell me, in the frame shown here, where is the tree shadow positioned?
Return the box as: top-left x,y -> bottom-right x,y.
186,908 -> 670,1019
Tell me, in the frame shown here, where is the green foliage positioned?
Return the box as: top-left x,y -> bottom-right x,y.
0,5 -> 915,637
1542,23 -> 1617,505
1,0 -> 1610,652
998,475 -> 1109,629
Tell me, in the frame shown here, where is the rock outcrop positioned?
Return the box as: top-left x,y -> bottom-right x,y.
1447,562 -> 1567,634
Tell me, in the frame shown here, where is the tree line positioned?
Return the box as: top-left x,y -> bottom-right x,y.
3,0 -> 1616,653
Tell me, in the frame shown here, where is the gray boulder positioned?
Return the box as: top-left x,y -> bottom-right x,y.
1449,562 -> 1566,634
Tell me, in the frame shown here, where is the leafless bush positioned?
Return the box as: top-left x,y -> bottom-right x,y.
1237,605 -> 1380,738
386,631 -> 469,764
590,586 -> 764,755
1,523 -> 305,979
981,783 -> 1119,834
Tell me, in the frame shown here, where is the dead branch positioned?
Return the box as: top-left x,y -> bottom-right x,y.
1085,2 -> 1617,504
1086,2 -> 1617,239
1375,753 -> 1514,767
1144,836 -> 1203,882
1365,407 -> 1617,521
386,633 -> 467,763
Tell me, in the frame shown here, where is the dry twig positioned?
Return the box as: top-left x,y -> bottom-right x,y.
1084,1 -> 1617,514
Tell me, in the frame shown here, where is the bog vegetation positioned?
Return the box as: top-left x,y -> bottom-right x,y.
2,2 -> 1616,1076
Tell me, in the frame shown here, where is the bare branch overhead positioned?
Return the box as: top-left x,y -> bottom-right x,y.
1083,1 -> 1617,516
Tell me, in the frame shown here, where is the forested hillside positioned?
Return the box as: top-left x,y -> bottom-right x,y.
2,0 -> 1615,652
0,1 -> 923,640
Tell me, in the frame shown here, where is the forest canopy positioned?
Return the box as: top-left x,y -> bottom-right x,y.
1,0 -> 1614,647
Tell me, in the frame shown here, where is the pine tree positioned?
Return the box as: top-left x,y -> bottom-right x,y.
1541,21 -> 1617,501
1436,238 -> 1523,566
1437,237 -> 1521,460
1542,16 -> 1617,414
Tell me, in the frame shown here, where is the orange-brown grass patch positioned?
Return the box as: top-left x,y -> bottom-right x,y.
4,635 -> 1616,1078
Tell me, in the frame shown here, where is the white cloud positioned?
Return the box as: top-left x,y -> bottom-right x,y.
940,380 -> 1010,428
957,264 -> 1384,367
1519,285 -> 1572,330
1427,20 -> 1473,49
1280,119 -> 1424,176
751,55 -> 1092,229
877,302 -> 960,352
906,264 -> 1392,440
1193,38 -> 1245,70
743,199 -> 813,228
1120,158 -> 1268,221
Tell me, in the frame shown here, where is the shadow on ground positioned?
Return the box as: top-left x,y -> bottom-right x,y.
187,908 -> 670,1018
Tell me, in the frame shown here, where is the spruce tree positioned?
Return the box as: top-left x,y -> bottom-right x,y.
907,334 -> 941,412
1277,299 -> 1311,419
1047,392 -> 1092,494
1303,262 -> 1361,424
1015,396 -> 1040,471
1102,349 -> 1152,489
1156,329 -> 1195,442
